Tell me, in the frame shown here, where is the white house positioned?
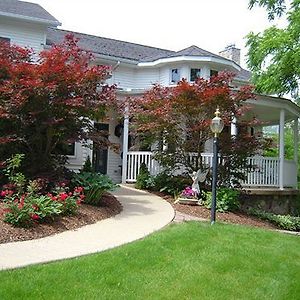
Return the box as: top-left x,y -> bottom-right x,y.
0,0 -> 299,190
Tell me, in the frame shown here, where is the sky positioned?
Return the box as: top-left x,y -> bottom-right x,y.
30,0 -> 284,68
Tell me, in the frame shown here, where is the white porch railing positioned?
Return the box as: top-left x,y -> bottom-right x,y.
126,151 -> 161,182
126,151 -> 297,188
242,156 -> 279,187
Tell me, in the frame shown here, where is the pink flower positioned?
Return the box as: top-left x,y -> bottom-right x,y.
59,192 -> 68,201
74,186 -> 83,193
30,214 -> 40,220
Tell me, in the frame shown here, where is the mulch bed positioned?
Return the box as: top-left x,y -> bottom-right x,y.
0,193 -> 122,244
153,192 -> 277,230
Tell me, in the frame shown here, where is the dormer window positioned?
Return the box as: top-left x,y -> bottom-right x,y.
190,68 -> 201,82
0,37 -> 10,45
210,70 -> 218,78
171,68 -> 180,84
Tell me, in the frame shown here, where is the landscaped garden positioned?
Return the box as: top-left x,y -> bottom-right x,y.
0,154 -> 121,243
0,222 -> 299,300
135,166 -> 300,232
0,36 -> 121,242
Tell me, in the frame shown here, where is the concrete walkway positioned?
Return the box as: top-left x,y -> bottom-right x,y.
0,185 -> 175,270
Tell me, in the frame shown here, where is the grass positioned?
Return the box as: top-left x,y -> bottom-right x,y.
0,222 -> 299,300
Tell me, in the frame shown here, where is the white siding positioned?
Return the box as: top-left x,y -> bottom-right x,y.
159,67 -> 170,86
113,67 -> 135,89
0,17 -> 47,53
134,69 -> 159,89
107,110 -> 122,183
66,142 -> 91,172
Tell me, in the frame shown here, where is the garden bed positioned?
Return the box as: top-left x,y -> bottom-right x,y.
0,193 -> 122,244
153,192 -> 277,230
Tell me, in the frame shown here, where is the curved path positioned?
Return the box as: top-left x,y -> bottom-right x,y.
0,185 -> 175,270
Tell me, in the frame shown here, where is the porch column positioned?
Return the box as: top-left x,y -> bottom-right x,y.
121,106 -> 129,183
231,116 -> 237,137
279,109 -> 285,189
294,117 -> 299,188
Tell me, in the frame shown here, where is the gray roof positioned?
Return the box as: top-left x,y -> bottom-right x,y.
47,27 -> 251,82
46,27 -> 174,63
0,0 -> 60,25
169,45 -> 225,61
235,69 -> 251,81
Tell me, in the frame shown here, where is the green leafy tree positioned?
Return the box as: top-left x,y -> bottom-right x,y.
246,0 -> 300,100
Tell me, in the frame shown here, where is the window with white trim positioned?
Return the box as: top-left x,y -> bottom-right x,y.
210,70 -> 218,78
170,68 -> 180,84
190,68 -> 201,82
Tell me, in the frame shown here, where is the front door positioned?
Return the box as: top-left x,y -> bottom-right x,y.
93,123 -> 109,174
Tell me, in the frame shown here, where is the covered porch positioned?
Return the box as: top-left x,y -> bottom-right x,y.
124,151 -> 297,189
121,94 -> 300,190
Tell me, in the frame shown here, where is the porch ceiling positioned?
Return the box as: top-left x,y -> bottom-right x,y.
243,95 -> 300,125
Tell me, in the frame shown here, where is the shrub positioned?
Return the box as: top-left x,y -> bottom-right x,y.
135,163 -> 151,189
249,209 -> 300,231
81,156 -> 94,173
2,185 -> 84,227
3,194 -> 62,227
153,173 -> 192,198
3,154 -> 26,195
72,172 -> 116,206
0,156 -> 84,227
203,188 -> 240,212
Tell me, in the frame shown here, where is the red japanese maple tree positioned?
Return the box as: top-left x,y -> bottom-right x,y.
0,35 -> 116,176
130,72 -> 264,187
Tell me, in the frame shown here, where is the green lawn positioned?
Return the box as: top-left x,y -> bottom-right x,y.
0,222 -> 299,300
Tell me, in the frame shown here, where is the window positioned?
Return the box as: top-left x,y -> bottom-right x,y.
0,37 -> 10,45
190,68 -> 201,82
55,142 -> 75,156
210,70 -> 218,78
170,68 -> 180,84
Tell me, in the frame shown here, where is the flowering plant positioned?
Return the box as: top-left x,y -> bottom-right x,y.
180,186 -> 198,199
1,186 -> 85,227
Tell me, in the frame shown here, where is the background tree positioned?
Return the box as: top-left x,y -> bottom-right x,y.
130,72 -> 264,187
246,0 -> 300,100
0,35 -> 116,177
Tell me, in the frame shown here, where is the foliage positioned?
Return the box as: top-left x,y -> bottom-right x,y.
152,172 -> 192,197
2,154 -> 26,194
0,154 -> 84,227
81,156 -> 94,173
1,184 -> 84,227
203,188 -> 240,212
249,208 -> 300,231
130,72 -> 264,188
72,172 -> 116,206
3,194 -> 62,227
247,0 -> 300,99
0,35 -> 116,177
249,0 -> 286,20
135,163 -> 151,189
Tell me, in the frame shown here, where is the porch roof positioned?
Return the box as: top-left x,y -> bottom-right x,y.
245,94 -> 300,125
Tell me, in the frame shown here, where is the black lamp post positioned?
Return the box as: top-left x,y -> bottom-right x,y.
210,107 -> 224,224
